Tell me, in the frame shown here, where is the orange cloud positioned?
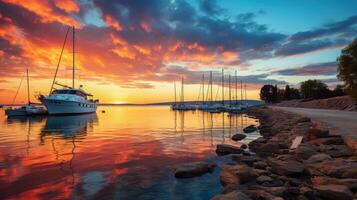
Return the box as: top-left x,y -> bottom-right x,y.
54,0 -> 79,13
104,15 -> 122,31
140,21 -> 152,32
3,0 -> 80,27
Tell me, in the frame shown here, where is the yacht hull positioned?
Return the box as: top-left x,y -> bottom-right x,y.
40,98 -> 97,115
5,109 -> 27,116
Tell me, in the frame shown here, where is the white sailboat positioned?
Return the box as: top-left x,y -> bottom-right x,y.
5,69 -> 47,117
39,26 -> 99,115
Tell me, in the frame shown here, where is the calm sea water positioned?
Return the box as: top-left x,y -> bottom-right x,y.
0,106 -> 259,200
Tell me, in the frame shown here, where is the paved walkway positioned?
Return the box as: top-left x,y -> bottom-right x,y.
271,106 -> 357,150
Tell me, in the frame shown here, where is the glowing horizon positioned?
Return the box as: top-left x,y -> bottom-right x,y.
1,0 -> 356,104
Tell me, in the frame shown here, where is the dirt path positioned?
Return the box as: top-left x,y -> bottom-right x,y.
271,106 -> 357,150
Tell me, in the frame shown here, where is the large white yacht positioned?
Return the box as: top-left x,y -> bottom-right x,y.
39,88 -> 98,115
39,26 -> 98,115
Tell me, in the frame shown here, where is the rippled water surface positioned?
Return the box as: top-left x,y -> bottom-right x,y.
0,106 -> 259,200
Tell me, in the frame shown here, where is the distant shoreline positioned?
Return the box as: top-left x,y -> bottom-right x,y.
1,100 -> 263,107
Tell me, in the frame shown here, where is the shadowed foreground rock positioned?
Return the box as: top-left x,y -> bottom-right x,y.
216,144 -> 245,155
243,125 -> 258,133
231,133 -> 246,141
173,161 -> 215,178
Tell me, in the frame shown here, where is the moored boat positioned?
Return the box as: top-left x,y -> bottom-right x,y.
39,26 -> 99,115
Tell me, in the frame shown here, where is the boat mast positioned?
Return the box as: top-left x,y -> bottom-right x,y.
244,84 -> 247,103
229,74 -> 231,106
72,26 -> 75,89
235,70 -> 237,105
26,68 -> 30,105
221,69 -> 224,105
240,80 -> 243,106
210,71 -> 213,105
202,74 -> 205,104
174,81 -> 176,106
181,77 -> 184,104
49,27 -> 70,95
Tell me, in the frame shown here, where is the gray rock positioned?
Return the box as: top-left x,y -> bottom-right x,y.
267,158 -> 305,176
305,153 -> 332,164
305,128 -> 329,140
216,144 -> 244,155
314,184 -> 353,200
296,144 -> 318,160
296,117 -> 311,123
232,154 -> 260,166
232,133 -> 247,141
243,125 -> 258,133
173,161 -> 215,178
253,161 -> 267,169
220,164 -> 258,186
211,191 -> 252,200
256,175 -> 273,184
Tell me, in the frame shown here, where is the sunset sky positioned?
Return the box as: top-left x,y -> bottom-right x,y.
0,0 -> 357,104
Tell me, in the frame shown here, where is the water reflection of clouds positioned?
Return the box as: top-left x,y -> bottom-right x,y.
0,106 -> 260,199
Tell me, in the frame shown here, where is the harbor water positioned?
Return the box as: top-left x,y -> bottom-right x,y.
0,106 -> 260,200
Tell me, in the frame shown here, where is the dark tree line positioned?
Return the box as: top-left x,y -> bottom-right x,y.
260,82 -> 346,103
260,37 -> 357,103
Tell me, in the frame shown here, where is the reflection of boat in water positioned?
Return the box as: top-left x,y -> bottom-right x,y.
41,113 -> 98,137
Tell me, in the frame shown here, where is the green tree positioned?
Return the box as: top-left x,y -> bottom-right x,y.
337,38 -> 357,100
300,80 -> 329,99
290,88 -> 301,99
284,85 -> 291,100
260,85 -> 277,103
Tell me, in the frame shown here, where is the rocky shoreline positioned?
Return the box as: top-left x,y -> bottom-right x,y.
212,106 -> 357,200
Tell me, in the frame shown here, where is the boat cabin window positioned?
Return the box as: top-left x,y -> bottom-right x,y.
52,90 -> 87,98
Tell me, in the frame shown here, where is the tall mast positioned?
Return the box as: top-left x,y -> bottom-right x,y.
181,77 -> 184,103
229,74 -> 231,106
174,81 -> 176,106
235,70 -> 237,105
221,69 -> 224,105
244,84 -> 247,103
49,27 -> 70,95
240,80 -> 243,106
72,26 -> 75,89
202,74 -> 205,103
210,71 -> 213,105
26,68 -> 30,105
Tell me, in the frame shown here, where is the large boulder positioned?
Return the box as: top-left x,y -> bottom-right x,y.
267,158 -> 305,176
253,161 -> 267,169
309,137 -> 344,146
305,128 -> 329,140
232,154 -> 260,166
305,158 -> 357,178
232,133 -> 247,141
220,164 -> 258,186
312,176 -> 357,193
243,125 -> 258,133
211,191 -> 252,200
173,161 -> 215,178
295,144 -> 318,160
304,153 -> 332,164
256,175 -> 273,184
314,184 -> 353,200
216,144 -> 244,155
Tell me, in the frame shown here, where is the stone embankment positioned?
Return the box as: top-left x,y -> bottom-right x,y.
211,106 -> 357,200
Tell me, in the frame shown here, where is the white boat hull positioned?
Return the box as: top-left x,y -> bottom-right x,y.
41,98 -> 97,115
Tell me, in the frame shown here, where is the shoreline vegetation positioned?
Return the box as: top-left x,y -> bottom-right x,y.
174,106 -> 357,200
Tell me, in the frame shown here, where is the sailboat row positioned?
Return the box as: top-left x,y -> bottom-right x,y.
5,26 -> 98,117
171,70 -> 249,113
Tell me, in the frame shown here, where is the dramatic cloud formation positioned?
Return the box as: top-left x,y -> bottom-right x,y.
0,0 -> 356,103
274,61 -> 338,76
